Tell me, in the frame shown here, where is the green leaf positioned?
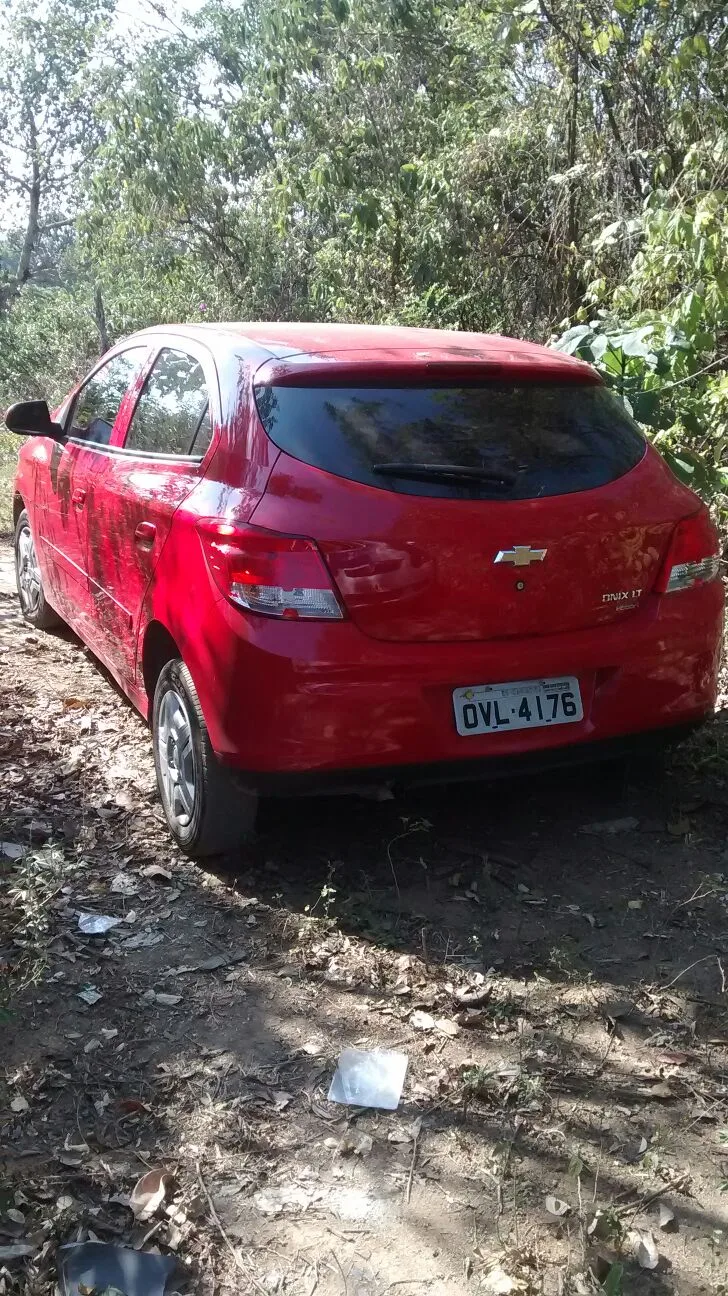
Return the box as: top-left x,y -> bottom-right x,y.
554,324 -> 593,355
399,162 -> 419,194
679,291 -> 705,335
609,331 -> 652,360
599,345 -> 627,377
632,389 -> 661,426
589,333 -> 612,360
352,193 -> 381,232
601,1262 -> 624,1296
664,325 -> 691,351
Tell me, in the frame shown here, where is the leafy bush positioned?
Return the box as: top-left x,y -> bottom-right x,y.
555,141 -> 728,504
555,318 -> 728,499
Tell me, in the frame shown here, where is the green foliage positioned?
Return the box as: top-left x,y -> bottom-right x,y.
555,136 -> 728,499
0,433 -> 18,532
556,316 -> 728,495
0,283 -> 100,405
601,1263 -> 624,1296
0,0 -> 116,312
1,0 -> 728,504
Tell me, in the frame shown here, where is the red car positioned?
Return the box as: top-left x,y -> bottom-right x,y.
6,324 -> 724,856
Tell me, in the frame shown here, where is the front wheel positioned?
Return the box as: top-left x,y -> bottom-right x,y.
14,509 -> 61,630
152,658 -> 258,857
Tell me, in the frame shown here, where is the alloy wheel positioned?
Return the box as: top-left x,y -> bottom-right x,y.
16,525 -> 41,616
157,687 -> 197,828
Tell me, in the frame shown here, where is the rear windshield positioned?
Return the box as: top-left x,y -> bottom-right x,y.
253,382 -> 645,500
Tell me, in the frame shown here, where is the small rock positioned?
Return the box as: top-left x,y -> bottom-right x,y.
580,817 -> 639,836
658,1204 -> 677,1232
435,1017 -> 460,1038
545,1196 -> 570,1219
632,1229 -> 659,1269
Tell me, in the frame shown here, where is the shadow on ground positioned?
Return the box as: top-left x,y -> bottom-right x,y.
2,554 -> 728,1294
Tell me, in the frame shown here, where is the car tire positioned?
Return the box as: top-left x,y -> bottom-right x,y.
14,508 -> 62,630
152,657 -> 258,857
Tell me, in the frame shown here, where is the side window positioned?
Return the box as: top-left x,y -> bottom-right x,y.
125,348 -> 213,457
68,348 -> 147,445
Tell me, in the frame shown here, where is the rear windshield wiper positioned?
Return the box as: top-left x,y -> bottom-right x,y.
372,462 -> 517,486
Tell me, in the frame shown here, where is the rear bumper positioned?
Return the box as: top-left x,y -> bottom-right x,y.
232,724 -> 701,796
192,580 -> 724,782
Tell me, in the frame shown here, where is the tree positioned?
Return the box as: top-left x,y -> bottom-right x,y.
0,0 -> 115,314
3,0 -> 728,500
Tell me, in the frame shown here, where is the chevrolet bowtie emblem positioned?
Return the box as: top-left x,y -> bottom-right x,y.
494,545 -> 547,567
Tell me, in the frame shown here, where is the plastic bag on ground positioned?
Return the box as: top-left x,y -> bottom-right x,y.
328,1048 -> 408,1110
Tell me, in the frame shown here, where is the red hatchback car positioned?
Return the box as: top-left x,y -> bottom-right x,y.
6,323 -> 724,856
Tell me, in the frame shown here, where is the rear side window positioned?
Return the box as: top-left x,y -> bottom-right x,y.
125,348 -> 213,457
253,383 -> 645,499
69,348 -> 147,445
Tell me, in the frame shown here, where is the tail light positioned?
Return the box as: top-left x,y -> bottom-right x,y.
655,509 -> 721,594
198,520 -> 344,620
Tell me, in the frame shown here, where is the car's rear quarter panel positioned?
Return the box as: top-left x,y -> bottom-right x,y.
133,343 -> 280,715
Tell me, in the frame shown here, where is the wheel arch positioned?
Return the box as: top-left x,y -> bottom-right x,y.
141,620 -> 182,715
13,493 -> 25,527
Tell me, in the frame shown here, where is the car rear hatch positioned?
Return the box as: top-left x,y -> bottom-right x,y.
250,355 -> 693,644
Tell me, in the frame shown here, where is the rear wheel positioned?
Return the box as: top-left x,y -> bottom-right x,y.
14,509 -> 61,630
152,657 -> 258,856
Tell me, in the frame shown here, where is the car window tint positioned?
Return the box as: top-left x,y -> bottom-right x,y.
125,348 -> 211,456
253,382 -> 646,499
69,348 -> 147,446
190,404 -> 212,456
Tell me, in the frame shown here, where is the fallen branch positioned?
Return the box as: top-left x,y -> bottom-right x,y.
659,955 -> 722,991
618,1171 -> 691,1222
196,1162 -> 268,1296
405,1122 -> 421,1205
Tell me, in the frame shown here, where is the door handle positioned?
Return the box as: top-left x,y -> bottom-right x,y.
72,488 -> 86,509
135,521 -> 157,551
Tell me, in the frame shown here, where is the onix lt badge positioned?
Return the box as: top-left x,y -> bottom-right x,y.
494,545 -> 547,567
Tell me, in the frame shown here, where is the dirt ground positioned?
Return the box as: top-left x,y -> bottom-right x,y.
2,537 -> 728,1296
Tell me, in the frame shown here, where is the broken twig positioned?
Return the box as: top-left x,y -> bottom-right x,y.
196,1161 -> 268,1296
405,1122 -> 421,1204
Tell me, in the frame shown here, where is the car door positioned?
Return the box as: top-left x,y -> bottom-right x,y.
37,347 -> 149,634
83,342 -> 218,687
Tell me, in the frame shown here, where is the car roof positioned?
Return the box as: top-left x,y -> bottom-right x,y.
129,322 -> 595,381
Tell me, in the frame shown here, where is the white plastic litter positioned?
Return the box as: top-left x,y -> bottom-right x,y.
77,986 -> 103,1005
77,913 -> 123,935
1,842 -> 26,860
328,1048 -> 408,1110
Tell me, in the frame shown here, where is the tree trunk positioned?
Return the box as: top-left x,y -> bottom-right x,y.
0,118 -> 41,315
390,198 -> 402,306
94,284 -> 110,353
16,165 -> 41,290
538,0 -> 643,199
599,82 -> 643,199
566,47 -> 581,314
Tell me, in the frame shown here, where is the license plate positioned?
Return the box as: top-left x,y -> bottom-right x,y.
453,676 -> 583,736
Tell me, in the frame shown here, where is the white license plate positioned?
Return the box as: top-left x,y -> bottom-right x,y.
453,676 -> 583,736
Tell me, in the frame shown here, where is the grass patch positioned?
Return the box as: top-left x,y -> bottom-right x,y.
1,845 -> 78,1021
0,429 -> 19,535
